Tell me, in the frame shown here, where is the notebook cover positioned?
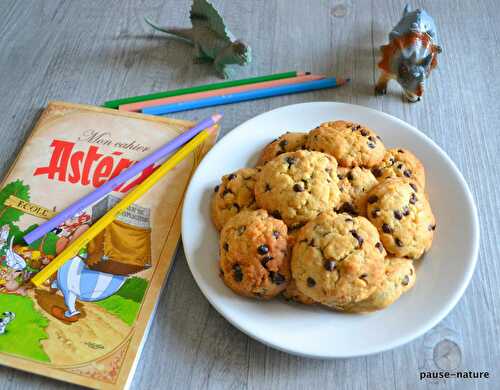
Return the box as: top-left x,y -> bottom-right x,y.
0,101 -> 217,389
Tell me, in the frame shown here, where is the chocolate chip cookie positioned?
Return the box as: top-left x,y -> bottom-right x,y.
291,212 -> 386,307
336,167 -> 379,217
257,132 -> 308,166
219,209 -> 290,299
371,148 -> 426,188
283,279 -> 317,305
366,178 -> 435,259
254,150 -> 341,228
338,257 -> 416,313
211,168 -> 258,230
306,120 -> 385,168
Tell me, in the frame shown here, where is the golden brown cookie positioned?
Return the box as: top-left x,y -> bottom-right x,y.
257,132 -> 308,166
254,150 -> 341,228
211,168 -> 258,230
371,148 -> 426,188
219,210 -> 290,299
336,167 -> 379,217
283,279 -> 317,305
338,257 -> 416,313
366,178 -> 435,259
291,212 -> 386,307
306,120 -> 385,168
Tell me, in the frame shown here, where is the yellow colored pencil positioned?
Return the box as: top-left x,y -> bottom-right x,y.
31,126 -> 215,287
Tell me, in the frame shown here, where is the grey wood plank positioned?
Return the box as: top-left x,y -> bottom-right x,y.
0,1 -> 498,390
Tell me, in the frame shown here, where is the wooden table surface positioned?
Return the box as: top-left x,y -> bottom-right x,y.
0,1 -> 498,389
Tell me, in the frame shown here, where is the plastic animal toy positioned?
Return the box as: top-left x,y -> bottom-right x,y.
375,5 -> 442,102
0,312 -> 15,335
145,0 -> 252,79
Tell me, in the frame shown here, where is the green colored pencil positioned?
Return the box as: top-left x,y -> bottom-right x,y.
103,71 -> 301,109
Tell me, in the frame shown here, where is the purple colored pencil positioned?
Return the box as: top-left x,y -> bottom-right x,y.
23,113 -> 223,244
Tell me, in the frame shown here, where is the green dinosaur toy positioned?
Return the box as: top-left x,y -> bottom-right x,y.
145,0 -> 252,79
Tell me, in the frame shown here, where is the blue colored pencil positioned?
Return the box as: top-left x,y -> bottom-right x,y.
142,77 -> 349,115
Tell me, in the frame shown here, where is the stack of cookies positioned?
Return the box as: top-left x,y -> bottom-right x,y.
211,120 -> 435,313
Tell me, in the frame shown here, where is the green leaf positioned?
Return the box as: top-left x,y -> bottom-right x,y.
0,180 -> 31,227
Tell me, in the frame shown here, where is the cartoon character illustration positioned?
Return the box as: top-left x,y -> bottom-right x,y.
52,211 -> 91,255
0,311 -> 15,335
0,225 -> 10,250
375,4 -> 442,102
5,237 -> 26,271
50,255 -> 126,321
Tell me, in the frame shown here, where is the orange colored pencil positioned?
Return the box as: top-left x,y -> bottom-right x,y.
119,74 -> 326,112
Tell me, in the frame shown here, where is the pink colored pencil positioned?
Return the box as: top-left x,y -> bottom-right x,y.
119,74 -> 326,112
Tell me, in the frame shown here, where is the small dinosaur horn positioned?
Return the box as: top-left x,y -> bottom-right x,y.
421,53 -> 433,68
233,40 -> 247,54
403,4 -> 410,15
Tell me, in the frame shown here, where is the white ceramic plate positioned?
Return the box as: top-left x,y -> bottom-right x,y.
181,102 -> 479,358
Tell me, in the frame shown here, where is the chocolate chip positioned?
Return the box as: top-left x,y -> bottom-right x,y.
279,139 -> 288,148
271,210 -> 281,219
222,188 -> 232,197
375,242 -> 384,253
337,174 -> 345,180
377,135 -> 382,140
347,171 -> 354,180
350,230 -> 364,247
402,206 -> 410,216
345,218 -> 354,222
371,167 -> 383,177
429,224 -> 436,231
368,136 -> 376,143
257,244 -> 269,255
389,157 -> 396,165
394,210 -> 403,220
237,226 -> 246,235
261,256 -> 273,267
368,142 -> 376,149
367,195 -> 378,204
272,230 -> 280,239
324,260 -> 336,271
382,223 -> 392,233
233,203 -> 240,212
402,275 -> 410,286
223,242 -> 229,251
214,185 -> 220,192
285,156 -> 296,167
397,163 -> 403,170
360,129 -> 369,136
270,271 -> 285,285
398,149 -> 404,153
403,169 -> 412,178
409,183 -> 418,193
395,237 -> 404,247
265,183 -> 271,192
293,183 -> 304,192
307,277 -> 316,287
409,193 -> 418,204
371,208 -> 380,218
337,202 -> 357,216
233,264 -> 243,282
359,273 -> 368,279
228,173 -> 237,180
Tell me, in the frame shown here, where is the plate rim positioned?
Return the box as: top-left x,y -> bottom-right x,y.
181,102 -> 480,358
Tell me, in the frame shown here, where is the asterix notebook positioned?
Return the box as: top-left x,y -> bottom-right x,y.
0,101 -> 217,389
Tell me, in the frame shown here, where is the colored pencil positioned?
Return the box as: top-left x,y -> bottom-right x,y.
119,74 -> 325,112
24,113 -> 222,245
30,126 -> 215,287
142,77 -> 350,116
103,71 -> 303,109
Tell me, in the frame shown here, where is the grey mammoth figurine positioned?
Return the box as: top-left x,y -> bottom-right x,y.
375,5 -> 442,102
